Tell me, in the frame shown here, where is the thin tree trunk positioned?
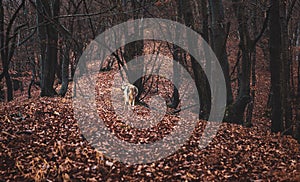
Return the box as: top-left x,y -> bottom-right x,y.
0,0 -> 25,101
170,44 -> 180,109
200,0 -> 212,119
123,0 -> 144,100
177,0 -> 211,119
279,1 -> 292,135
208,0 -> 233,105
296,53 -> 300,142
295,22 -> 300,142
245,0 -> 258,127
201,0 -> 209,43
59,43 -> 70,97
228,0 -> 252,124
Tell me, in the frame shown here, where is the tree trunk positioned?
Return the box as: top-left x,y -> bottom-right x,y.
201,0 -> 209,43
3,71 -> 13,101
176,0 -> 211,119
200,0 -> 212,119
123,0 -> 144,100
37,0 -> 59,97
169,0 -> 183,110
0,0 -> 13,101
279,1 -> 292,135
245,1 -> 258,127
227,0 -> 252,124
170,44 -> 180,109
59,43 -> 70,97
56,40 -> 62,84
296,52 -> 300,142
269,0 -> 284,132
208,0 -> 233,105
0,0 -> 25,101
295,22 -> 300,142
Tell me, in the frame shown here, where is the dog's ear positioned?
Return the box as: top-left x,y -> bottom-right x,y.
134,86 -> 138,95
121,81 -> 125,90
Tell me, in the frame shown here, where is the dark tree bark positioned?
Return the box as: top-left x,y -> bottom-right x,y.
245,1 -> 259,127
208,0 -> 233,105
226,0 -> 252,124
177,0 -> 211,119
56,40 -> 62,84
297,47 -> 300,142
269,0 -> 284,132
295,22 -> 300,142
168,0 -> 183,110
201,0 -> 209,43
58,42 -> 70,97
170,44 -> 181,109
28,55 -> 40,99
37,0 -> 59,97
279,1 -> 292,135
200,0 -> 212,119
123,0 -> 144,100
0,82 -> 4,102
0,0 -> 25,101
269,0 -> 293,134
60,0 -> 85,96
225,0 -> 269,125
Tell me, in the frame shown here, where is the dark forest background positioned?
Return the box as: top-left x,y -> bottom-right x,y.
0,0 -> 300,181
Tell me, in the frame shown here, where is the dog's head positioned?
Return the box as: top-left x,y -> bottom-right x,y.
121,81 -> 127,90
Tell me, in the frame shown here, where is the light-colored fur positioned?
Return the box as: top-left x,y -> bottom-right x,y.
121,82 -> 138,108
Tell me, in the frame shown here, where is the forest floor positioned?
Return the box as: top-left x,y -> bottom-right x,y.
1,43 -> 300,181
